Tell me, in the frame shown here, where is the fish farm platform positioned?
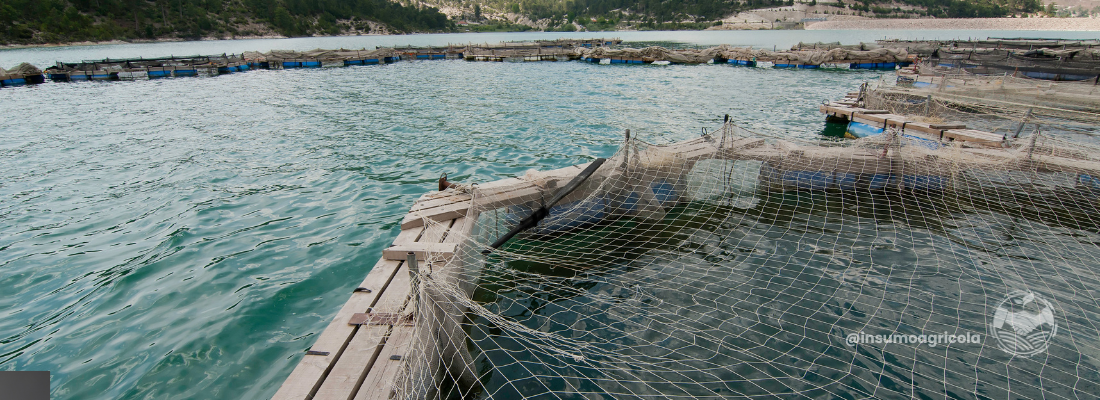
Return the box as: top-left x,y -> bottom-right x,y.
820,91 -> 1004,144
270,117 -> 1100,398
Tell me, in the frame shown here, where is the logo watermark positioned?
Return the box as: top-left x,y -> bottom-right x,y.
989,290 -> 1057,357
846,331 -> 981,347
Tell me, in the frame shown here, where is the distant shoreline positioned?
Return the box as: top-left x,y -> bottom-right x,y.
3,19 -> 1098,51
806,18 -> 1100,31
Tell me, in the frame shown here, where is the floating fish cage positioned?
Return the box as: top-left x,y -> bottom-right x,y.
43,54 -> 241,81
274,118 -> 1100,399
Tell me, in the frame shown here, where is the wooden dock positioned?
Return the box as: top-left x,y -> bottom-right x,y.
820,91 -> 1005,145
271,187 -> 472,400
269,159 -> 635,399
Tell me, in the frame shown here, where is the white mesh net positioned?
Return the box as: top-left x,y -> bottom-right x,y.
872,69 -> 1100,143
394,122 -> 1100,399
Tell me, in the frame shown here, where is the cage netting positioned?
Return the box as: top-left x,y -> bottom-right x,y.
393,121 -> 1100,399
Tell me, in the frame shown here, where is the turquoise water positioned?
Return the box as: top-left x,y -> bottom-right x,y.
0,30 -> 1094,399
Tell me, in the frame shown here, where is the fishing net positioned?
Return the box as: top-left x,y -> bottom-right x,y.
394,121 -> 1100,399
864,72 -> 1100,142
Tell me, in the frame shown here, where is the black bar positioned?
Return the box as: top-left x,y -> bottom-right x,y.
482,158 -> 606,254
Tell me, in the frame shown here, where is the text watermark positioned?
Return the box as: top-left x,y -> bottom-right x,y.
846,331 -> 982,347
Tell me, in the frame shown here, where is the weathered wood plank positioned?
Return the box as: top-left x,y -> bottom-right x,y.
410,196 -> 472,214
352,325 -> 416,400
272,222 -> 430,400
312,262 -> 413,400
400,202 -> 471,230
474,185 -> 544,211
944,129 -> 1003,144
358,218 -> 474,400
382,243 -> 458,261
315,217 -> 455,399
271,256 -> 408,400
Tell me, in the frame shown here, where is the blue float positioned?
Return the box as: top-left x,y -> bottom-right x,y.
850,62 -> 896,70
845,121 -> 884,139
0,77 -> 26,86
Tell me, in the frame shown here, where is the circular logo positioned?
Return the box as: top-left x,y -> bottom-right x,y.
989,290 -> 1057,357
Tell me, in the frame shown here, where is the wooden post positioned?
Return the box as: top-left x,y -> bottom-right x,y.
1027,125 -> 1040,160
1013,108 -> 1033,139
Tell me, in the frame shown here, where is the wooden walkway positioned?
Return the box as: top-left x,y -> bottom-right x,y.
820,92 -> 1005,145
271,189 -> 472,400
270,162 -> 595,400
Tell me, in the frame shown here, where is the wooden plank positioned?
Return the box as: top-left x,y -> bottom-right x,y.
357,218 -> 472,400
382,243 -> 458,261
853,113 -> 903,124
273,223 -> 428,400
473,185 -> 544,211
391,227 -> 422,245
271,256 -> 409,400
400,202 -> 471,229
313,217 -> 456,400
312,262 -> 412,400
851,115 -> 884,127
470,177 -> 525,191
353,324 -> 416,400
410,196 -> 472,214
944,129 -> 1003,145
443,217 -> 470,244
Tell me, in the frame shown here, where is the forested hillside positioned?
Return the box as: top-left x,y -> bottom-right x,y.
0,0 -> 452,45
0,0 -> 1049,45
